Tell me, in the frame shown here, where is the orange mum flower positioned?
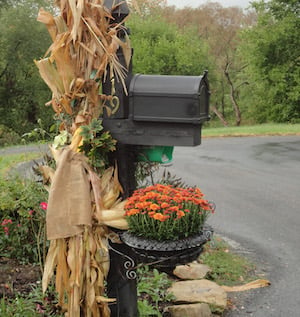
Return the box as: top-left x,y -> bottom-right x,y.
126,208 -> 140,216
152,213 -> 166,222
161,202 -> 170,209
149,203 -> 160,211
176,210 -> 185,219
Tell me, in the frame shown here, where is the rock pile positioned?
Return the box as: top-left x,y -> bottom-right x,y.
165,262 -> 227,317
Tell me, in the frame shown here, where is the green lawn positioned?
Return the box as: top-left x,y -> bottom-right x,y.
203,123 -> 300,137
0,152 -> 42,177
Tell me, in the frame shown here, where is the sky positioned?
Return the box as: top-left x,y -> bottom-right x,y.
167,0 -> 251,9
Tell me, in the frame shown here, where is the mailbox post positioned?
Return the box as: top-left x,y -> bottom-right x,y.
103,2 -> 138,317
103,1 -> 210,317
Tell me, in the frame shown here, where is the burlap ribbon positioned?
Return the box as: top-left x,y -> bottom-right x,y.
46,147 -> 92,240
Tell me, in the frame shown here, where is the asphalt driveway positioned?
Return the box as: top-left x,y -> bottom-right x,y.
168,135 -> 300,317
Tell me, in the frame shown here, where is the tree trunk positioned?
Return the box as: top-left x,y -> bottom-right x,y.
212,105 -> 228,126
224,62 -> 242,126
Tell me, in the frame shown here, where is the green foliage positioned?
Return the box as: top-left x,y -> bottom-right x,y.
0,152 -> 42,178
0,124 -> 21,146
0,284 -> 63,317
21,118 -> 55,143
137,299 -> 159,316
203,123 -> 300,137
200,237 -> 255,286
0,176 -> 48,264
137,266 -> 174,316
0,0 -> 54,136
128,14 -> 211,76
239,0 -> 300,123
79,119 -> 116,173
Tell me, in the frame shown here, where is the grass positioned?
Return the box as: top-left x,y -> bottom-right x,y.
0,152 -> 42,177
0,284 -> 64,317
203,123 -> 300,137
200,236 -> 256,286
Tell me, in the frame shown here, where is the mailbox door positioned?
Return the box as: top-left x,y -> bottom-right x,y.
129,72 -> 209,124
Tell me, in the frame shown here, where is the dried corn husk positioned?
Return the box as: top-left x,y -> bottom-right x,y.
36,0 -> 132,128
42,146 -> 128,316
38,1 -> 134,316
221,279 -> 271,292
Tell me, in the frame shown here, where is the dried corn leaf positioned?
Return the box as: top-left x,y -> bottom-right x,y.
37,8 -> 57,41
69,0 -> 84,42
222,279 -> 271,292
56,239 -> 69,306
96,201 -> 126,222
51,34 -> 76,94
96,296 -> 116,303
34,58 -> 64,98
119,32 -> 132,69
54,15 -> 68,34
42,239 -> 59,292
38,165 -> 55,185
102,218 -> 128,230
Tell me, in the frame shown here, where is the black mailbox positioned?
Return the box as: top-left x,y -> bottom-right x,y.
103,71 -> 210,146
130,73 -> 209,124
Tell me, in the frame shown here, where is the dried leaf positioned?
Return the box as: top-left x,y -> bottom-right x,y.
42,240 -> 59,292
56,239 -> 69,306
102,218 -> 128,230
38,165 -> 55,184
96,296 -> 116,303
34,58 -> 64,98
221,279 -> 271,292
96,201 -> 127,222
37,8 -> 57,41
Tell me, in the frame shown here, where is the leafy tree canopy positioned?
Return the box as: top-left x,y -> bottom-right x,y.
128,13 -> 212,76
240,0 -> 300,123
0,0 -> 53,135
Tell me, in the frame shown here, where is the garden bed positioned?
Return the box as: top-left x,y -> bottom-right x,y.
0,257 -> 41,298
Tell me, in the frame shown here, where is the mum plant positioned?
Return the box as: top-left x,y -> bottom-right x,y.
124,184 -> 214,241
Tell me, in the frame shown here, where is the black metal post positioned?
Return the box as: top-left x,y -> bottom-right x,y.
107,144 -> 138,317
102,2 -> 139,315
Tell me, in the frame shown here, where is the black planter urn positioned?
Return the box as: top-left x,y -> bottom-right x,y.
120,226 -> 213,271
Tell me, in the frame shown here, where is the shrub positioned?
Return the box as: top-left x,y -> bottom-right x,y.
0,176 -> 48,264
0,125 -> 21,146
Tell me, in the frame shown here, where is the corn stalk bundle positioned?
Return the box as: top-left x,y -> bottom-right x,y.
35,0 -> 132,130
42,154 -> 128,317
35,1 -> 134,316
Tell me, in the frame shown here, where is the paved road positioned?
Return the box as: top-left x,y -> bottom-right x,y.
167,135 -> 300,317
0,144 -> 49,178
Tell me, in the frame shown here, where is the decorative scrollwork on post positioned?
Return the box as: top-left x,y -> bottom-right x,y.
109,244 -> 137,280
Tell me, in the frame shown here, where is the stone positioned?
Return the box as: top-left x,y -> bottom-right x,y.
167,279 -> 227,309
173,262 -> 211,280
165,303 -> 212,317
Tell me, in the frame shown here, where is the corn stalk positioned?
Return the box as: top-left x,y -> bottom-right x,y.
35,0 -> 132,131
36,1 -> 132,316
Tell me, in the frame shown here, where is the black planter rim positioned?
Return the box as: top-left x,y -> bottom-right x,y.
120,225 -> 213,252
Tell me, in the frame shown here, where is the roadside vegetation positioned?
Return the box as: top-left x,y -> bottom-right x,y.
0,152 -> 42,177
203,123 -> 300,137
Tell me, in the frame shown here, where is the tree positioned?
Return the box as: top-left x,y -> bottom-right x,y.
161,2 -> 256,125
239,0 -> 300,123
0,0 -> 53,135
127,13 -> 212,76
